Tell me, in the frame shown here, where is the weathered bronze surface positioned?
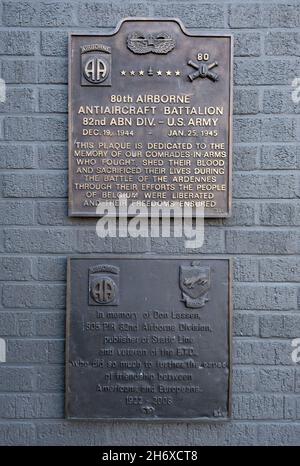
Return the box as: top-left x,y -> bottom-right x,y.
66,256 -> 232,420
69,18 -> 233,217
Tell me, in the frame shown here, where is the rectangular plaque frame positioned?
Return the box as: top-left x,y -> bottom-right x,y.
66,255 -> 232,421
68,18 -> 233,218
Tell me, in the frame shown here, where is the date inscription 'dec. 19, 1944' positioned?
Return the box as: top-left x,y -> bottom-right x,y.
69,18 -> 233,217
66,256 -> 232,420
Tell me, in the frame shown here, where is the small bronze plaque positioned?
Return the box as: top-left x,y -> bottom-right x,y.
66,256 -> 232,420
69,18 -> 233,217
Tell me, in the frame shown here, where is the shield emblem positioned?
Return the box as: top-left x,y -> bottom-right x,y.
179,263 -> 210,309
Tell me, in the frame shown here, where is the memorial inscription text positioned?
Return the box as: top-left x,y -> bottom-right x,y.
69,19 -> 232,216
66,256 -> 231,420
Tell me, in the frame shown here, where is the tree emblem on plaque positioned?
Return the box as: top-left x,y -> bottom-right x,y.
179,262 -> 210,309
89,264 -> 119,306
81,43 -> 112,86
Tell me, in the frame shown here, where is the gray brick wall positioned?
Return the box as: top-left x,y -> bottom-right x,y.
0,0 -> 299,446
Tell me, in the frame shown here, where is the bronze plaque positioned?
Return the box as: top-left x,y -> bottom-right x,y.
69,18 -> 233,217
66,256 -> 232,420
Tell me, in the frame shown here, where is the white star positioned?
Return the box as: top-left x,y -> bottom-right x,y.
120,70 -> 126,75
130,70 -> 135,76
166,70 -> 172,76
138,70 -> 144,76
157,70 -> 162,76
175,70 -> 181,76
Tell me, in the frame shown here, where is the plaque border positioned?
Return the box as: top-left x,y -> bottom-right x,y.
65,255 -> 232,422
68,18 -> 233,218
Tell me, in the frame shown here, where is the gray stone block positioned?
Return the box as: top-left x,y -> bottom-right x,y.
229,4 -> 262,28
35,312 -> 65,337
0,201 -> 35,225
154,3 -> 225,28
234,88 -> 260,114
0,89 -> 36,113
257,368 -> 295,393
260,257 -> 300,282
47,340 -> 65,364
2,283 -> 65,308
0,31 -> 36,55
78,2 -> 150,27
233,117 -> 261,142
4,116 -> 67,141
0,59 -> 37,83
234,58 -> 299,85
39,88 -> 67,113
38,144 -> 67,169
7,340 -> 48,363
0,367 -> 36,392
36,365 -> 64,392
234,32 -> 261,57
233,257 -> 259,281
233,394 -> 284,420
15,394 -> 63,419
234,284 -> 299,310
4,229 -> 74,253
38,59 -> 68,84
34,257 -> 66,281
226,230 -> 299,254
260,314 -> 300,338
261,117 -> 297,142
233,368 -> 256,393
0,257 -> 32,280
40,31 -> 68,56
233,312 -> 259,337
0,423 -> 35,446
257,423 -> 300,446
266,3 -> 300,28
233,173 -> 297,198
263,89 -> 300,114
259,202 -> 300,226
223,201 -> 256,226
261,145 -> 300,169
233,145 -> 259,171
3,173 -> 67,198
2,1 -> 76,27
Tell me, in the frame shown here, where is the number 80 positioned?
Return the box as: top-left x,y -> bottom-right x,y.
197,52 -> 209,61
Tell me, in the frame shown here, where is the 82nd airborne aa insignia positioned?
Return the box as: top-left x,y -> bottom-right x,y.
81,43 -> 112,86
88,264 -> 119,306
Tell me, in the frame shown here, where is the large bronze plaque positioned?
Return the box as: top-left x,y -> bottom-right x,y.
69,18 -> 233,217
66,256 -> 232,420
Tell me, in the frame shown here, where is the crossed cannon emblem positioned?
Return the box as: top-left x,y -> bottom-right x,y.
187,60 -> 219,82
